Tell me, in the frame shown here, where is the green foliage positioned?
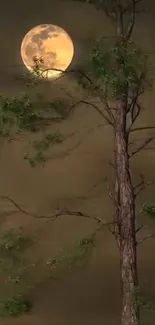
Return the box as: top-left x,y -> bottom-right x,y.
0,232 -> 30,256
88,40 -> 148,98
0,296 -> 32,317
0,232 -> 31,266
0,94 -> 40,136
143,203 -> 155,219
0,93 -> 70,166
0,92 -> 71,138
24,131 -> 63,167
46,237 -> 94,269
33,132 -> 63,151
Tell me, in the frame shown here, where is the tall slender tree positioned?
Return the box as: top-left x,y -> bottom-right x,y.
72,1 -> 153,324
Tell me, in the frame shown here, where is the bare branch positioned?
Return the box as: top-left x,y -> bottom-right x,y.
135,225 -> 144,233
99,90 -> 116,124
137,227 -> 155,244
130,102 -> 141,127
124,0 -> 142,41
24,59 -> 95,88
116,0 -> 124,35
134,181 -> 155,198
123,0 -> 135,41
108,160 -> 116,170
129,136 -> 155,158
130,126 -> 155,133
134,173 -> 145,189
134,0 -> 142,4
0,196 -> 114,227
126,76 -> 145,133
81,100 -> 114,126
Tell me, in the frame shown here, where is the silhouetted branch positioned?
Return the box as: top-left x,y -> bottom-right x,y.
134,175 -> 155,198
131,102 -> 141,126
0,196 -> 114,227
81,100 -> 114,125
129,136 -> 155,158
134,173 -> 145,189
137,227 -> 155,244
108,160 -> 116,170
135,225 -> 143,233
99,90 -> 116,124
125,0 -> 136,41
126,79 -> 145,133
130,126 -> 155,133
27,64 -> 94,86
47,123 -> 105,160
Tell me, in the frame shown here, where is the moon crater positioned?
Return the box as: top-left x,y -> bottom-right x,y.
21,24 -> 74,80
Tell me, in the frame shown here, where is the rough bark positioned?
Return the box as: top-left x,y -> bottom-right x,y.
115,98 -> 139,325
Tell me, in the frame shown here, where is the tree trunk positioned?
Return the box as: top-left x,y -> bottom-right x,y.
115,98 -> 140,325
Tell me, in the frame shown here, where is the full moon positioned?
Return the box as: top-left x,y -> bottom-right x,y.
21,24 -> 74,80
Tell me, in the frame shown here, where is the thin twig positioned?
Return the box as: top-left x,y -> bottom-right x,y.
125,0 -> 136,41
134,173 -> 145,189
134,181 -> 155,198
129,136 -> 155,158
137,227 -> 155,244
130,126 -> 155,133
81,100 -> 114,125
135,225 -> 144,233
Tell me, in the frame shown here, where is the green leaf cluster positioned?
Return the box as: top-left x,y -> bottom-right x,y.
88,40 -> 149,98
24,131 -> 63,167
0,232 -> 31,268
0,297 -> 32,317
0,94 -> 39,136
143,203 -> 155,219
47,237 -> 94,269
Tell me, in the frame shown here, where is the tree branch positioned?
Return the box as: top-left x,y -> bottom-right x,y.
0,196 -> 114,227
126,78 -> 145,133
81,100 -> 114,126
130,126 -> 155,133
129,136 -> 155,158
131,102 -> 141,127
124,0 -> 142,41
99,89 -> 116,125
135,225 -> 143,233
134,180 -> 155,198
123,0 -> 135,41
137,227 -> 155,244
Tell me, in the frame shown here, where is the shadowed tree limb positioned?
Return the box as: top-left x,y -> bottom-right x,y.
130,126 -> 155,133
133,174 -> 155,198
135,225 -> 143,233
81,100 -> 114,125
124,0 -> 143,41
134,181 -> 155,198
137,227 -> 155,244
26,65 -> 94,86
0,196 -> 114,227
129,136 -> 155,158
99,91 -> 116,124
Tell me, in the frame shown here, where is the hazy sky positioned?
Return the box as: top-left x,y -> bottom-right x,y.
0,0 -> 155,90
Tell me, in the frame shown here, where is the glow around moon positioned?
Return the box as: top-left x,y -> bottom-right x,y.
21,24 -> 74,80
